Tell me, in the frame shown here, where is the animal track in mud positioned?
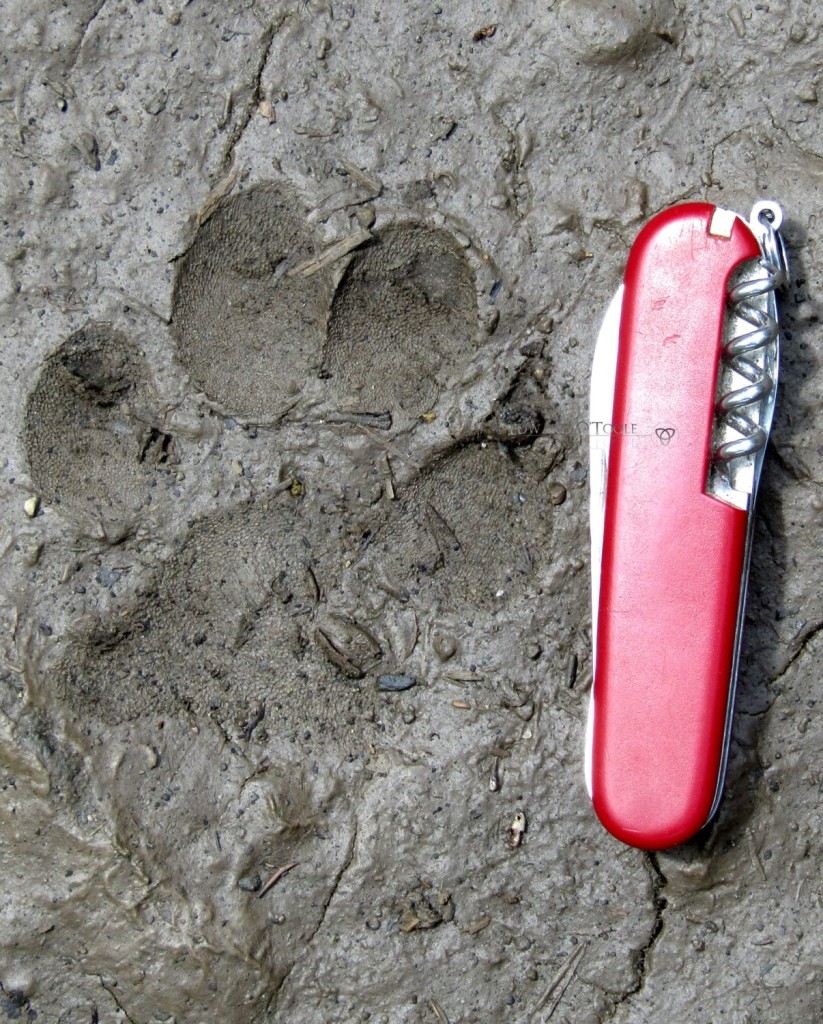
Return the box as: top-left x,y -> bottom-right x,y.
32,179 -> 564,748
356,441 -> 554,613
324,223 -> 478,417
23,325 -> 173,527
53,496 -> 376,741
172,183 -> 480,425
172,182 -> 334,422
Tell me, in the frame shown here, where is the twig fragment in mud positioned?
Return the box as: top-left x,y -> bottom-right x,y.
489,756 -> 500,792
445,668 -> 483,682
339,157 -> 384,195
258,862 -> 298,898
747,828 -> 767,882
315,627 -> 365,679
428,999 -> 450,1024
566,652 -> 578,689
380,452 -> 395,500
355,426 -> 423,471
289,228 -> 372,278
374,572 -> 410,603
451,699 -> 471,710
308,186 -> 381,225
303,561 -> 321,604
198,167 -> 241,225
463,915 -> 491,935
402,608 -> 419,660
530,941 -> 588,1020
321,410 -> 393,431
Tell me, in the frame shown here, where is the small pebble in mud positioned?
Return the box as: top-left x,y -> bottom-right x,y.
378,674 -> 416,692
508,811 -> 527,848
96,566 -> 121,588
568,462 -> 587,484
789,21 -> 807,42
433,634 -> 458,661
258,98 -> 276,123
238,873 -> 262,893
143,90 -> 168,115
24,495 -> 40,517
513,701 -> 534,722
547,482 -> 567,506
356,205 -> 376,229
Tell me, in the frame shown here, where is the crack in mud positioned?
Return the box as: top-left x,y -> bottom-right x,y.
602,853 -> 668,1021
305,819 -> 359,949
98,976 -> 137,1024
707,126 -> 753,187
268,819 -> 360,1014
769,442 -> 815,483
763,111 -> 823,164
65,0 -> 109,75
770,618 -> 823,689
221,19 -> 279,169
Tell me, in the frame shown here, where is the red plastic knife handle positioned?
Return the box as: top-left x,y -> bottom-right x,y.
591,203 -> 761,849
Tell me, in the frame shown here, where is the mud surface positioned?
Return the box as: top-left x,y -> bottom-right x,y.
1,2 -> 822,1022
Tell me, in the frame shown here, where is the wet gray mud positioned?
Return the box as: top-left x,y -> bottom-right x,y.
1,2 -> 822,1023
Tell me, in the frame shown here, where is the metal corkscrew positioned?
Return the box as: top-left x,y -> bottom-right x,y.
711,201 -> 789,498
587,200 -> 789,849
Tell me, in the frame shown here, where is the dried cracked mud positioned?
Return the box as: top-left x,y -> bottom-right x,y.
1,2 -> 822,1023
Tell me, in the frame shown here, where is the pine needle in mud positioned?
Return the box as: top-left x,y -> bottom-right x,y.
258,862 -> 298,898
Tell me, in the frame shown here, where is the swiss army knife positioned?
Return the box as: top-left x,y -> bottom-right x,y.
586,200 -> 788,849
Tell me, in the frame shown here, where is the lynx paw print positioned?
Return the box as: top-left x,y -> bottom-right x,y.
25,178 -> 565,750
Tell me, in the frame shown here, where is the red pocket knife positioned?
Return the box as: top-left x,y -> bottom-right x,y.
586,201 -> 788,849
